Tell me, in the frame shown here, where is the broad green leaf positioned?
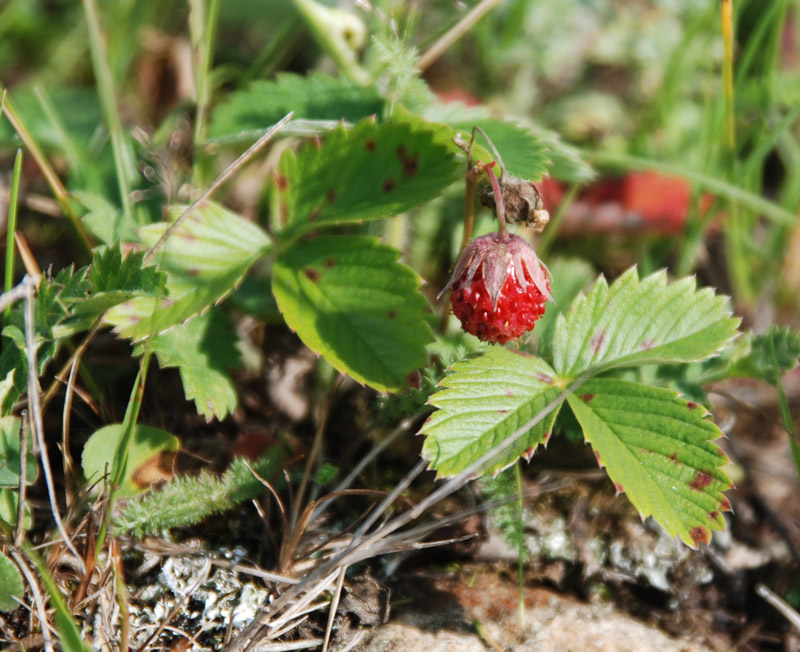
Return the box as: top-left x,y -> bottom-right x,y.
208,72 -> 383,143
0,552 -> 24,612
135,310 -> 240,421
275,118 -> 460,237
272,235 -> 431,392
553,268 -> 740,378
567,378 -> 732,548
81,423 -> 179,498
104,201 -> 270,341
449,118 -> 550,181
420,347 -> 563,477
0,417 -> 38,488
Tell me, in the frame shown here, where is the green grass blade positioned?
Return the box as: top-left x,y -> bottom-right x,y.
4,149 -> 22,322
82,0 -> 137,224
24,544 -> 91,652
582,150 -> 797,227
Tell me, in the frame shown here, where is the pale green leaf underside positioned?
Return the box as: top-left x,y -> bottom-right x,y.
553,267 -> 739,378
272,236 -> 431,392
567,378 -> 731,548
277,118 -> 460,237
104,201 -> 270,341
141,310 -> 240,421
420,347 -> 562,477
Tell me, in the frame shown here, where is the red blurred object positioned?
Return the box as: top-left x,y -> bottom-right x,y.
542,171 -> 708,236
621,171 -> 691,234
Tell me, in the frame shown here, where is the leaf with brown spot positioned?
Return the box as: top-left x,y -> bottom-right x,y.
567,377 -> 732,548
275,118 -> 460,239
553,267 -> 739,378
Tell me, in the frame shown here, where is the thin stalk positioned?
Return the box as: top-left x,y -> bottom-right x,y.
536,182 -> 580,258
82,0 -> 137,224
0,93 -> 92,253
291,0 -> 370,85
416,0 -> 501,72
4,149 -> 22,323
482,163 -> 507,238
582,150 -> 796,227
513,461 -> 526,627
189,0 -> 221,183
721,0 -> 735,151
95,357 -> 150,556
15,411 -> 28,546
290,374 -> 342,533
21,276 -> 85,570
768,334 -> 800,484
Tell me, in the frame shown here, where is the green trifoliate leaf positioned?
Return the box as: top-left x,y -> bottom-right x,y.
0,552 -> 24,612
275,117 -> 460,238
567,378 -> 732,548
420,347 -> 563,477
272,235 -> 431,392
208,72 -> 384,143
553,267 -> 740,378
136,309 -> 240,421
104,201 -> 270,341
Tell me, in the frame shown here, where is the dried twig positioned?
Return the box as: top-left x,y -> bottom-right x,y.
8,549 -> 55,652
756,583 -> 800,630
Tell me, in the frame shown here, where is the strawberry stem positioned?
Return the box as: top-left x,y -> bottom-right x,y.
483,162 -> 508,239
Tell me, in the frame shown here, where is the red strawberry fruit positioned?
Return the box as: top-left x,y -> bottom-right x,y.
442,232 -> 551,344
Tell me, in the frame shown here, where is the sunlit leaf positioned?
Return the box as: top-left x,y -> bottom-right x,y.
420,347 -> 563,477
275,118 -> 460,237
567,378 -> 732,548
272,235 -> 431,392
552,268 -> 740,378
104,201 -> 270,341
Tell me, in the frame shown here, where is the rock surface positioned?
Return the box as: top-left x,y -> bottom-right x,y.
358,570 -> 712,652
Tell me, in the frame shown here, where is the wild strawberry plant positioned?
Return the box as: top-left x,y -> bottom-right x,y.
2,7 -> 800,626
